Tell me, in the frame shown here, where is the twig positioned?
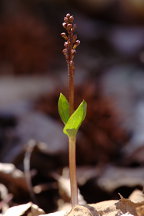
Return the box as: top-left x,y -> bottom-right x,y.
23,140 -> 37,204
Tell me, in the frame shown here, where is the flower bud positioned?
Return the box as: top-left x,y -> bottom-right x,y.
66,13 -> 70,18
62,48 -> 67,54
67,24 -> 72,31
71,49 -> 76,55
76,40 -> 80,45
64,17 -> 68,23
73,40 -> 80,49
69,16 -> 74,23
62,22 -> 67,29
61,32 -> 68,40
64,42 -> 68,47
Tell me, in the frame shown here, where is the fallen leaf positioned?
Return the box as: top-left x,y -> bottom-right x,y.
97,165 -> 144,192
136,205 -> 144,216
0,163 -> 28,192
3,202 -> 44,216
39,196 -> 144,216
129,189 -> 144,203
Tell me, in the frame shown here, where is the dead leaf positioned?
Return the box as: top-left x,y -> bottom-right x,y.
0,163 -> 28,192
39,196 -> 144,216
129,189 -> 144,203
136,205 -> 144,216
97,165 -> 144,192
3,202 -> 44,216
0,183 -> 12,213
90,200 -> 119,216
115,198 -> 139,215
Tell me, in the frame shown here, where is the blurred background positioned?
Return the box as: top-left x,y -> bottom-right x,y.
0,0 -> 144,213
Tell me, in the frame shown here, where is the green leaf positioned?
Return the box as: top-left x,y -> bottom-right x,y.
63,100 -> 87,137
58,93 -> 70,124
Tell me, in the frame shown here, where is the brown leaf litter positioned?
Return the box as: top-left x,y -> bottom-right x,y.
3,202 -> 44,216
43,199 -> 144,216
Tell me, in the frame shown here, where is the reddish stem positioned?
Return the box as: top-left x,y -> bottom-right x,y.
68,58 -> 75,115
69,136 -> 78,206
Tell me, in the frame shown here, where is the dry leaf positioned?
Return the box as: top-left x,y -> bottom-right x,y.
90,200 -> 119,216
0,163 -> 28,192
129,190 -> 144,203
115,198 -> 139,215
0,183 -> 12,213
3,202 -> 44,216
97,165 -> 144,192
136,205 -> 144,216
40,195 -> 144,216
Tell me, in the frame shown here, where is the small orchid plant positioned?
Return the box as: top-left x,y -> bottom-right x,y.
58,13 -> 87,207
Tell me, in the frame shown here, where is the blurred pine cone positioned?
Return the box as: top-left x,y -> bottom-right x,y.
0,13 -> 55,75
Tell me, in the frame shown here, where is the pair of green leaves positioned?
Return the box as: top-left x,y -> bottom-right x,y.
58,93 -> 87,137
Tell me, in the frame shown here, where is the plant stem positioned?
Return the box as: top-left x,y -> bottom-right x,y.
67,18 -> 75,115
68,136 -> 78,207
68,61 -> 75,115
